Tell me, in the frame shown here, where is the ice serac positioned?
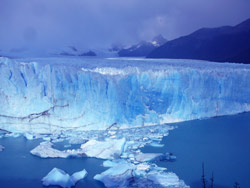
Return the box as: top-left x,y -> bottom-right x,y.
0,57 -> 250,134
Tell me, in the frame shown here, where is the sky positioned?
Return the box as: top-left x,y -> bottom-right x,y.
0,0 -> 250,52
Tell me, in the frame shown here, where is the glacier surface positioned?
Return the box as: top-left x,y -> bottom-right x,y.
0,56 -> 250,134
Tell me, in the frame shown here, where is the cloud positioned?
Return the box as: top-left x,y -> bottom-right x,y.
0,0 -> 250,51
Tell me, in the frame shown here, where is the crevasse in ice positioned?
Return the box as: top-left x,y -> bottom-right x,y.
0,57 -> 250,134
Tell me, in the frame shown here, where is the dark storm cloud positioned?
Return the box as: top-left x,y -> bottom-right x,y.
0,0 -> 250,51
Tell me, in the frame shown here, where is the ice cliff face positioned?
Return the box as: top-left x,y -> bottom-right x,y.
0,57 -> 250,134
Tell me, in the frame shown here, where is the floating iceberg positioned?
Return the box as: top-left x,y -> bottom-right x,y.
94,160 -> 188,188
42,168 -> 74,188
94,162 -> 135,188
80,138 -> 126,159
42,168 -> 87,188
31,138 -> 126,159
135,153 -> 176,162
149,142 -> 164,148
30,142 -> 82,158
24,133 -> 35,140
147,171 -> 189,188
71,169 -> 88,184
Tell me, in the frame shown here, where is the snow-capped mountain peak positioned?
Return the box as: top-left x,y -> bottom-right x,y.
151,34 -> 167,47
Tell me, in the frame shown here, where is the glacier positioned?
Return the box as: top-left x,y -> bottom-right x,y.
1,56 -> 250,188
0,56 -> 250,134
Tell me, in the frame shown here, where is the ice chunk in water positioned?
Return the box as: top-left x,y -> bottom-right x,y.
135,153 -> 175,162
31,142 -> 71,158
147,171 -> 189,188
42,168 -> 74,188
24,133 -> 35,140
81,138 -> 126,159
71,169 -> 87,184
42,168 -> 87,188
94,162 -> 135,188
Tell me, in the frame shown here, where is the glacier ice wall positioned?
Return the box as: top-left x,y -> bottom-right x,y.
0,57 -> 250,134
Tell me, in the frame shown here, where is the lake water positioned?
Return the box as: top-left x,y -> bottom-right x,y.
0,112 -> 250,188
142,112 -> 250,188
0,137 -> 106,188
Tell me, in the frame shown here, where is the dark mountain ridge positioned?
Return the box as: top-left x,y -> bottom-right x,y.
118,35 -> 167,57
147,18 -> 250,64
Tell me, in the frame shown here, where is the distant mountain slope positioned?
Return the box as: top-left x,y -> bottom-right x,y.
80,50 -> 96,56
147,19 -> 250,64
118,35 -> 167,57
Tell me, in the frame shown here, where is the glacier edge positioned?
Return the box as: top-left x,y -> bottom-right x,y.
0,56 -> 250,134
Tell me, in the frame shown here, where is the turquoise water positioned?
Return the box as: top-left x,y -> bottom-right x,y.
142,112 -> 250,188
0,112 -> 250,188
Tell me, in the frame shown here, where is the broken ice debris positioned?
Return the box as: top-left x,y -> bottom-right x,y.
147,171 -> 189,188
94,162 -> 135,188
24,133 -> 35,140
30,142 -> 82,158
71,169 -> 88,184
135,152 -> 176,162
80,138 -> 126,159
149,142 -> 164,147
94,160 -> 189,188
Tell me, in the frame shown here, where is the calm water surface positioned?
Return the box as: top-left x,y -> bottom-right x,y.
142,112 -> 250,188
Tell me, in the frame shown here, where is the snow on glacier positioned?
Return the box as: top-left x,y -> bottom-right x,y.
0,56 -> 250,134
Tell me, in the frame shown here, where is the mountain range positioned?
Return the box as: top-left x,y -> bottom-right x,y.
147,18 -> 250,64
118,35 -> 167,57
